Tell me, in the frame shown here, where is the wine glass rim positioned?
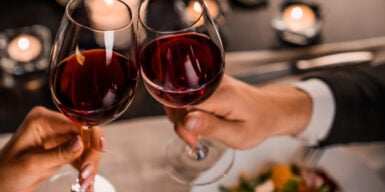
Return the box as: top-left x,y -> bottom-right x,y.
138,0 -> 205,34
65,0 -> 134,32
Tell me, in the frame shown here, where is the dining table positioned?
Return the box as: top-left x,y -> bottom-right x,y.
1,0 -> 385,191
0,114 -> 384,192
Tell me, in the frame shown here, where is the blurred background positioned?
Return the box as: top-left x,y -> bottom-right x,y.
1,0 -> 385,133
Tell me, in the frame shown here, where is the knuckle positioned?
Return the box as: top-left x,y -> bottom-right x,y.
26,108 -> 48,125
57,146 -> 71,162
29,106 -> 48,118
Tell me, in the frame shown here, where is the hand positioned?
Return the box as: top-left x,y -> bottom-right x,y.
167,75 -> 312,149
0,106 -> 105,192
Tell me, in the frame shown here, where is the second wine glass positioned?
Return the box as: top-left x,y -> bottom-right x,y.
47,0 -> 138,191
137,0 -> 235,186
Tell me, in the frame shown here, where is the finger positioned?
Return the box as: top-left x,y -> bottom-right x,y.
43,134 -> 72,150
190,75 -> 246,116
165,107 -> 188,123
164,107 -> 176,122
183,111 -> 245,148
80,175 -> 94,191
79,148 -> 101,175
90,126 -> 106,152
30,135 -> 84,169
22,106 -> 81,137
174,122 -> 199,147
78,148 -> 101,188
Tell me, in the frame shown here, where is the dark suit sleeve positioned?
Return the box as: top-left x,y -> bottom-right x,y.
306,64 -> 385,146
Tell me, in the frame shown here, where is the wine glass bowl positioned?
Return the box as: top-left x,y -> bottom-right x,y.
137,0 -> 234,186
47,0 -> 138,191
51,48 -> 138,127
139,32 -> 224,108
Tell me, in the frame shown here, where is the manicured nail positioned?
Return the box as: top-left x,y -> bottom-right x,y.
81,176 -> 93,190
185,115 -> 200,133
100,136 -> 107,152
88,179 -> 94,192
71,136 -> 82,152
81,163 -> 94,179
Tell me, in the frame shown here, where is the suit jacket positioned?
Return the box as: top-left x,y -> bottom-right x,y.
309,64 -> 385,146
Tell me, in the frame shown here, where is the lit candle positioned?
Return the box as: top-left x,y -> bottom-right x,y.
86,0 -> 134,48
282,4 -> 316,32
87,0 -> 131,30
186,0 -> 220,25
7,34 -> 42,62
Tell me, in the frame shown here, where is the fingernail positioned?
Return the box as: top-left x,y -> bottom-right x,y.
185,115 -> 200,133
71,136 -> 82,152
81,163 -> 94,179
88,177 -> 95,192
100,137 -> 107,152
81,176 -> 93,190
88,179 -> 94,192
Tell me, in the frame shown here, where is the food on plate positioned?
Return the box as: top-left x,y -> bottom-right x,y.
219,163 -> 341,192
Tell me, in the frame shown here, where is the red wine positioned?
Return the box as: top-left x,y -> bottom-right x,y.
51,49 -> 138,126
140,33 -> 224,108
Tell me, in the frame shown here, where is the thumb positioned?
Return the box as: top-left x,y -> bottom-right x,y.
36,135 -> 84,168
181,111 -> 244,149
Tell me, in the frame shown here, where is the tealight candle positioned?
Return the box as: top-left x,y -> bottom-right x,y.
88,0 -> 131,30
186,0 -> 220,25
282,4 -> 316,32
87,0 -> 134,48
7,34 -> 42,62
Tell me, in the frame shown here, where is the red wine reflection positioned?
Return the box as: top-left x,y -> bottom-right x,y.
51,49 -> 138,126
140,33 -> 224,108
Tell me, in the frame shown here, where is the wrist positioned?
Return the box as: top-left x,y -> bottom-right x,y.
260,85 -> 312,137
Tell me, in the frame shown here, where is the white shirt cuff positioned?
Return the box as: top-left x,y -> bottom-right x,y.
293,78 -> 336,146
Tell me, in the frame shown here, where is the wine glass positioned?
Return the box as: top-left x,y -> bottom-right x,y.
46,0 -> 138,191
137,0 -> 235,186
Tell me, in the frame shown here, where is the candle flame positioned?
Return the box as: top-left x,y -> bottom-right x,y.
291,6 -> 304,20
193,1 -> 202,13
18,37 -> 30,50
104,0 -> 114,6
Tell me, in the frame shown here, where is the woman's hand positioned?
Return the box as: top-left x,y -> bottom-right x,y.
0,106 -> 105,192
167,75 -> 312,150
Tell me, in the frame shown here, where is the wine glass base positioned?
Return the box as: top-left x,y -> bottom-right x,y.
43,168 -> 116,192
166,136 -> 235,186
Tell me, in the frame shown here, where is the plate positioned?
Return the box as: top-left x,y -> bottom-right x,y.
94,174 -> 116,192
38,168 -> 116,192
191,136 -> 385,192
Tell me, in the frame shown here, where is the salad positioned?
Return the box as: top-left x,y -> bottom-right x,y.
219,163 -> 341,192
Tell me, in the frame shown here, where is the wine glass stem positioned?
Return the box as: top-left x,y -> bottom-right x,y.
80,126 -> 93,156
72,126 -> 93,192
79,126 -> 93,178
187,140 -> 209,161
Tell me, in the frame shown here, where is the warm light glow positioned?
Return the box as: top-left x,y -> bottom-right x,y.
17,37 -> 30,50
87,0 -> 131,48
282,4 -> 316,32
291,7 -> 304,20
104,0 -> 114,6
7,34 -> 42,62
186,0 -> 220,27
75,46 -> 85,66
193,1 -> 202,13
